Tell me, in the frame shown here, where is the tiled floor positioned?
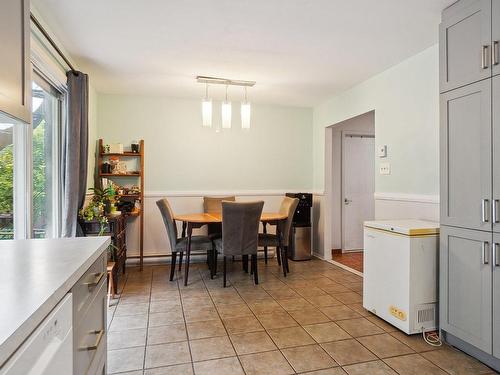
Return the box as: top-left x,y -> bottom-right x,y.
331,251 -> 363,273
107,257 -> 497,375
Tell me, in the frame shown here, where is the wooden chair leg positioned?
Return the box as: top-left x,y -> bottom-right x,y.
170,251 -> 177,281
264,246 -> 268,264
276,245 -> 282,266
178,251 -> 183,271
223,256 -> 227,288
253,254 -> 259,284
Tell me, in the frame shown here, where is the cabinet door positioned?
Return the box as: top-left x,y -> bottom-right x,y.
440,226 -> 492,354
440,0 -> 491,93
493,75 -> 500,232
494,233 -> 500,358
0,0 -> 31,123
492,0 -> 500,76
440,80 -> 492,230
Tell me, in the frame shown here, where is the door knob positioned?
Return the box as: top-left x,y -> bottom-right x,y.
344,198 -> 352,205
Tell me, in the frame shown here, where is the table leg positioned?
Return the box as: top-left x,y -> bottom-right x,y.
184,223 -> 193,286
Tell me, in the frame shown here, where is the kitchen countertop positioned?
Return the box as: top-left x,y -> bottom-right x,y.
0,237 -> 110,367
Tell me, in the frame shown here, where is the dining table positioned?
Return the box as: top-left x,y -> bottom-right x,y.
174,212 -> 288,286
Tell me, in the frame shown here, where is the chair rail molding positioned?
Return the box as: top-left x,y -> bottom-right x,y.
145,190 -> 312,198
374,192 -> 440,204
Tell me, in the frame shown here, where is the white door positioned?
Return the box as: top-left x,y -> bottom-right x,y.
342,134 -> 375,251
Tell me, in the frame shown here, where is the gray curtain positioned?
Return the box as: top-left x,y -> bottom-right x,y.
61,71 -> 89,237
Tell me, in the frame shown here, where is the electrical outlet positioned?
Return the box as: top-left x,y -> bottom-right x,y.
379,162 -> 391,175
378,145 -> 387,158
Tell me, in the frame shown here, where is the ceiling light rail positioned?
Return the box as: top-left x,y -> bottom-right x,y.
196,76 -> 256,87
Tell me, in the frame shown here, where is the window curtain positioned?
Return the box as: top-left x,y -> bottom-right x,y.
61,71 -> 89,237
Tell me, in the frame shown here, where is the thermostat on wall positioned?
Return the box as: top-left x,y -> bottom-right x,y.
378,145 -> 387,158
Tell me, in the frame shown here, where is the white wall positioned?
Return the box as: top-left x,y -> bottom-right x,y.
312,45 -> 440,258
96,94 -> 313,255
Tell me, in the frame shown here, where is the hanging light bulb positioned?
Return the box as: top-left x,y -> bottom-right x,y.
241,86 -> 251,129
201,83 -> 212,127
221,85 -> 232,129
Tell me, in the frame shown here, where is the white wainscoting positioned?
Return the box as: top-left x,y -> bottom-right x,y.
125,190 -> 305,257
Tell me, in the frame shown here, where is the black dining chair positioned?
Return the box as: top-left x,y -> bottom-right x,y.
156,198 -> 213,282
213,201 -> 264,287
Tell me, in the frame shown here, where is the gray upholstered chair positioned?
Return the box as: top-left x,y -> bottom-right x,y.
258,196 -> 299,276
213,201 -> 264,287
203,196 -> 236,239
156,198 -> 213,281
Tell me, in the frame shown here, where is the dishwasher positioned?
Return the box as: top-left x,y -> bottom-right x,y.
0,293 -> 73,375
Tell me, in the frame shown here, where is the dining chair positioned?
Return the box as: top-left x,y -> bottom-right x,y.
203,196 -> 236,239
156,198 -> 213,281
258,196 -> 299,276
213,201 -> 264,287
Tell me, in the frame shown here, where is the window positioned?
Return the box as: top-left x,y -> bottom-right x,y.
32,74 -> 64,238
0,114 -> 15,239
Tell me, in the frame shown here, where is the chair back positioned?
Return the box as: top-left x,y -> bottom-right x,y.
204,196 -> 236,237
156,198 -> 178,251
221,201 -> 264,256
279,197 -> 299,246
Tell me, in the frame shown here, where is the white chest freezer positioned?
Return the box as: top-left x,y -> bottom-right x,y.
363,219 -> 439,334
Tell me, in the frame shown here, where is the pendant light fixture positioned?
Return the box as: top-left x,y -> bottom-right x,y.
201,83 -> 212,127
241,86 -> 251,129
196,76 -> 255,131
221,84 -> 232,129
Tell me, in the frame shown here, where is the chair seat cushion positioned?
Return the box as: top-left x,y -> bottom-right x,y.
175,235 -> 213,252
258,233 -> 279,247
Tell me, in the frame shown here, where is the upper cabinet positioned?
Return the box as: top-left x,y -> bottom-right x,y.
440,0 -> 492,93
0,0 -> 31,123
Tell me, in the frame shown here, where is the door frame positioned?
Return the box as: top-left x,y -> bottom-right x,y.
341,130 -> 375,252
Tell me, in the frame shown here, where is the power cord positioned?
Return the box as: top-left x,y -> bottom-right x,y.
422,327 -> 442,347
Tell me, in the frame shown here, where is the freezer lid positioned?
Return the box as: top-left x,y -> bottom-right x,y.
363,219 -> 439,236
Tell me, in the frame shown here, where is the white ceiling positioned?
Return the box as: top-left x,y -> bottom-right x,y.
32,0 -> 453,107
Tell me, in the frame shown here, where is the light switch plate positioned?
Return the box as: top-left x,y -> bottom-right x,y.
378,145 -> 387,158
379,162 -> 391,175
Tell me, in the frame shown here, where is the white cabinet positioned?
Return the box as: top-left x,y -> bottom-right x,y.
0,0 -> 31,123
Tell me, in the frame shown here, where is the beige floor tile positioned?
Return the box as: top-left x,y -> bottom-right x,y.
143,363 -> 193,375
108,328 -> 147,350
239,350 -> 294,375
149,311 -> 184,327
346,303 -> 371,317
421,346 -> 494,375
336,318 -> 384,337
147,323 -> 187,345
184,306 -> 219,322
145,341 -> 191,368
343,360 -> 397,375
282,344 -> 337,373
267,288 -> 300,299
223,316 -> 264,334
320,305 -> 362,321
110,314 -> 148,331
186,319 -> 225,340
216,303 -> 253,319
149,299 -> 182,313
384,353 -> 447,375
365,314 -> 399,332
266,325 -> 315,348
189,336 -> 235,362
321,339 -> 377,365
303,322 -> 351,343
114,302 -> 150,316
300,368 -> 347,375
230,331 -> 277,355
289,308 -> 331,325
277,297 -> 314,311
108,347 -> 145,374
193,357 -> 244,375
306,295 -> 343,307
256,312 -> 298,330
182,296 -> 215,309
357,333 -> 414,358
248,300 -> 285,314
321,284 -> 351,294
294,287 -> 328,298
389,331 -> 441,353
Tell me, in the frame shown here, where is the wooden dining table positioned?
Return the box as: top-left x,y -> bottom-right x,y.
174,212 -> 288,286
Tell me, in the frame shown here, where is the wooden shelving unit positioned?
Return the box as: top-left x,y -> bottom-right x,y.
96,139 -> 145,270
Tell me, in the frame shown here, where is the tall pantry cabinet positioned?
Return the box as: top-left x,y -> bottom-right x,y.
440,0 -> 500,370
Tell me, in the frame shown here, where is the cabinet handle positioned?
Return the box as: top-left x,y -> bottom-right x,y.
482,199 -> 490,223
83,272 -> 105,288
494,243 -> 500,267
482,242 -> 490,264
80,329 -> 104,351
493,199 -> 499,223
494,41 -> 500,65
482,45 -> 490,69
